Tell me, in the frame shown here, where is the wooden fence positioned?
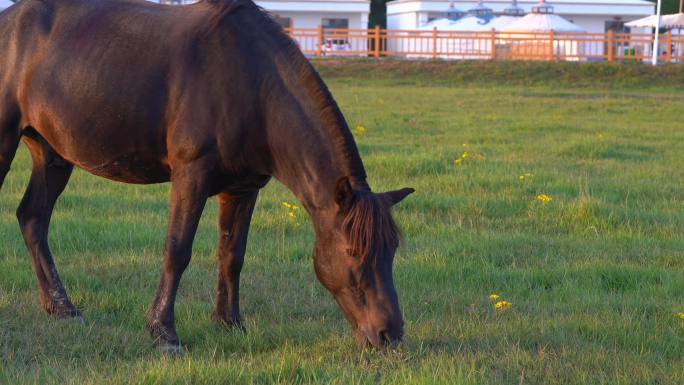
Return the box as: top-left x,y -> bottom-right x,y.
284,27 -> 684,62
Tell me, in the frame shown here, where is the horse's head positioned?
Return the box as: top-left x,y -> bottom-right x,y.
314,177 -> 414,348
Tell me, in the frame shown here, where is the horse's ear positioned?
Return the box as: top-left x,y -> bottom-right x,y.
334,177 -> 355,212
381,188 -> 415,206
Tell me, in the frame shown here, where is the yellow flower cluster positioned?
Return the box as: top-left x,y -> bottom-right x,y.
518,173 -> 534,180
677,312 -> 684,320
489,293 -> 512,311
454,144 -> 485,166
536,193 -> 553,203
282,201 -> 301,227
353,125 -> 366,136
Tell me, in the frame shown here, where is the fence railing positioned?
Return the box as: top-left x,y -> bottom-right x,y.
283,27 -> 684,62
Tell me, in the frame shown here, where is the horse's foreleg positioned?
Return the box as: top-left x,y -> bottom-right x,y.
146,163 -> 210,352
16,134 -> 79,318
213,191 -> 258,331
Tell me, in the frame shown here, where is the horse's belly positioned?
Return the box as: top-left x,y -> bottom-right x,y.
77,153 -> 170,184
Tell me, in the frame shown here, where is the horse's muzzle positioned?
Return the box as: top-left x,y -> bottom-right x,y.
356,323 -> 404,348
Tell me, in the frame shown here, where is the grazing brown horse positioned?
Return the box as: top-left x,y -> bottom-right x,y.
0,0 -> 414,351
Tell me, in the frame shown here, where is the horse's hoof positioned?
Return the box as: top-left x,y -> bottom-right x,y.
60,315 -> 86,326
49,303 -> 83,322
213,314 -> 246,333
158,341 -> 184,354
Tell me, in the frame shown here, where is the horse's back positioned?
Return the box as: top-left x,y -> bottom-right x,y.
4,0 -> 219,183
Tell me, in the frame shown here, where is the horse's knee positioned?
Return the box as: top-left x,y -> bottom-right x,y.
16,203 -> 37,234
164,246 -> 193,273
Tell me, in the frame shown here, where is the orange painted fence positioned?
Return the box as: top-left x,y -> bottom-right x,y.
284,27 -> 684,62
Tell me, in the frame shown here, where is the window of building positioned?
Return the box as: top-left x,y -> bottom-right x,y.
321,18 -> 350,49
322,18 -> 349,30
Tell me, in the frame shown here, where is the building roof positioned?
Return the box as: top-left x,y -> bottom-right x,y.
388,0 -> 654,17
256,0 -> 370,13
502,12 -> 586,31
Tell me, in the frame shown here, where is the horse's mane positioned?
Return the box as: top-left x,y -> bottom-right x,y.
342,193 -> 400,265
203,0 -> 369,191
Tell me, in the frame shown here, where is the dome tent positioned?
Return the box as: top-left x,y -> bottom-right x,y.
503,0 -> 525,17
501,0 -> 585,33
444,0 -> 465,21
467,0 -> 495,23
500,0 -> 587,60
487,15 -> 522,30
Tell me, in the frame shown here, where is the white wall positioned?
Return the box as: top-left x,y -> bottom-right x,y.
270,11 -> 368,29
387,11 -> 426,29
565,15 -> 608,32
153,0 -> 370,29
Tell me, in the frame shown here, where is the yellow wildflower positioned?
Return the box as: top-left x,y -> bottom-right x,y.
282,202 -> 292,209
462,151 -> 469,159
454,159 -> 463,166
677,312 -> 684,320
353,125 -> 366,136
536,194 -> 552,203
494,301 -> 512,310
489,293 -> 500,300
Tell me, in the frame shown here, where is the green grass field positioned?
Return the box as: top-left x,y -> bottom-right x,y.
1,61 -> 683,385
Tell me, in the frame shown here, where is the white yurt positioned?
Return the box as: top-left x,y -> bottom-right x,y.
500,0 -> 587,60
487,15 -> 522,30
626,9 -> 684,62
444,15 -> 490,31
487,0 -> 525,30
502,1 -> 585,33
435,16 -> 492,58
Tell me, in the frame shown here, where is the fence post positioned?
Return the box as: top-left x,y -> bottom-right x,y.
607,30 -> 614,62
549,30 -> 555,61
666,30 -> 672,63
490,28 -> 497,60
432,27 -> 438,59
374,25 -> 381,59
316,26 -> 323,57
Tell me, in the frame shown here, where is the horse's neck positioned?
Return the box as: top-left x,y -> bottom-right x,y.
266,66 -> 368,225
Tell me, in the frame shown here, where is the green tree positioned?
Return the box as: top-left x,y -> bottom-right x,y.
654,0 -> 682,13
368,0 -> 388,28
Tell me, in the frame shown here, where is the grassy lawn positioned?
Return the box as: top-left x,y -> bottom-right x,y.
1,61 -> 683,384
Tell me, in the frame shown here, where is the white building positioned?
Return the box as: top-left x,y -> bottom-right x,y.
0,0 -> 15,11
158,0 -> 370,29
387,0 -> 655,33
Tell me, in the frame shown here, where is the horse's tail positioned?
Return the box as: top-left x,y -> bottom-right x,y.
0,7 -> 21,191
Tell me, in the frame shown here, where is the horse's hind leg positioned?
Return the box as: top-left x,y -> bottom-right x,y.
16,131 -> 80,318
0,102 -> 20,189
